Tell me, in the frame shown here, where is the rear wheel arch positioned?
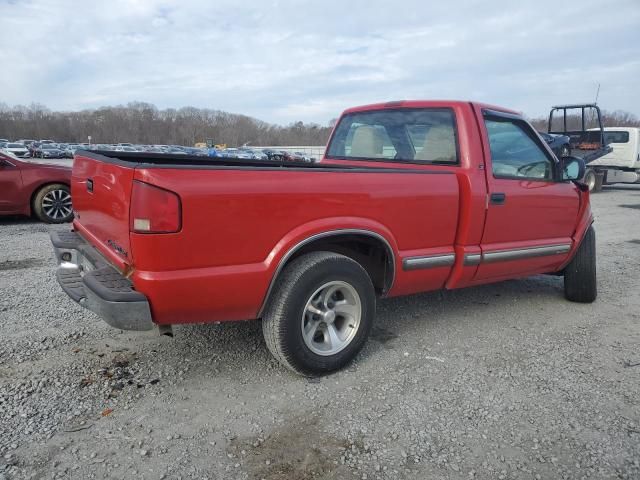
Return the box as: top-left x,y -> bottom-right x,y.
258,230 -> 396,317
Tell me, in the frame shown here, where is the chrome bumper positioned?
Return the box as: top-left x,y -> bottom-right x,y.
50,231 -> 154,331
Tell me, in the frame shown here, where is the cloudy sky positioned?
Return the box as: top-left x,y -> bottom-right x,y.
1,0 -> 638,124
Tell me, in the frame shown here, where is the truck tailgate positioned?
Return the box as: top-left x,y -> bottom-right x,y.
71,153 -> 135,270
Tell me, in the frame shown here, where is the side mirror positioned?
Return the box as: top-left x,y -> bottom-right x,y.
560,156 -> 585,181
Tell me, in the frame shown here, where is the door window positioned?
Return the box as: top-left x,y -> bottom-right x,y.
484,117 -> 554,180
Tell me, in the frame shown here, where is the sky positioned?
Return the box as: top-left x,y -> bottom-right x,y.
1,0 -> 639,125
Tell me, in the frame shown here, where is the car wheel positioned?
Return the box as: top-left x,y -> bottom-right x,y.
560,145 -> 571,157
583,169 -> 597,192
564,226 -> 596,303
262,251 -> 375,376
33,184 -> 73,224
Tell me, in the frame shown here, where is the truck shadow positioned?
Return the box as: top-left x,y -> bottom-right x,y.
0,215 -> 42,225
164,274 -> 566,377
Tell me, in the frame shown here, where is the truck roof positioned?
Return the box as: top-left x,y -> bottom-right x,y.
587,127 -> 639,132
341,100 -> 520,116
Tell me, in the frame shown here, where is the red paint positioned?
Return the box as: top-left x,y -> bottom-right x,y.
0,153 -> 71,217
69,101 -> 590,326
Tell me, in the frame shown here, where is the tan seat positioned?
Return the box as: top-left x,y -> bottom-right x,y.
414,125 -> 456,162
350,126 -> 384,158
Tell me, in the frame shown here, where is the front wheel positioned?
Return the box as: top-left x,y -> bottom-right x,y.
564,226 -> 597,303
583,169 -> 597,192
33,184 -> 73,223
262,252 -> 375,376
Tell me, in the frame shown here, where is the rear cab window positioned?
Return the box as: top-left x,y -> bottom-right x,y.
326,109 -> 459,164
604,131 -> 630,144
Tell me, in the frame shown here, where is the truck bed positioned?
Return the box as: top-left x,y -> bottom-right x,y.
70,150 -> 460,324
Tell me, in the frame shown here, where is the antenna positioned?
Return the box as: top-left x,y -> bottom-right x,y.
594,82 -> 600,105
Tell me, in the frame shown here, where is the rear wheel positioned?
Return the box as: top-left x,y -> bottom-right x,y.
564,226 -> 597,303
262,252 -> 375,376
33,184 -> 73,223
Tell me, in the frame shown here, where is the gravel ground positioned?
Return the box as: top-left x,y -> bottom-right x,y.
1,185 -> 639,480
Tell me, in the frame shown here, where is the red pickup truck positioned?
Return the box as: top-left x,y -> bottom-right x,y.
51,100 -> 595,375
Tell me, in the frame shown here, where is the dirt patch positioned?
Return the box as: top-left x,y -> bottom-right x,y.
0,258 -> 46,271
628,239 -> 640,245
619,204 -> 640,210
228,416 -> 350,480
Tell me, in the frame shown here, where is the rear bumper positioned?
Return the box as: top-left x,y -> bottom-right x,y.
50,231 -> 154,331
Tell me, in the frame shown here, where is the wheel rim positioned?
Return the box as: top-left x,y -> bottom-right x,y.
585,172 -> 596,191
42,189 -> 72,220
301,281 -> 362,356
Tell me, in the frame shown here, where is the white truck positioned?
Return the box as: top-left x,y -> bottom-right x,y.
584,127 -> 640,192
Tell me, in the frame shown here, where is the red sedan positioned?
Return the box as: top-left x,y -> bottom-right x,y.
0,152 -> 73,223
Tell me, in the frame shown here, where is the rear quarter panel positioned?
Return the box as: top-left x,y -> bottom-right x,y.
130,167 -> 460,324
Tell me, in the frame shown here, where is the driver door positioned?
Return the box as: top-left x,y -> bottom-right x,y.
473,109 -> 580,282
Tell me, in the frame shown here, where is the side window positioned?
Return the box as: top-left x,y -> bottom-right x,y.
484,117 -> 554,180
326,109 -> 458,164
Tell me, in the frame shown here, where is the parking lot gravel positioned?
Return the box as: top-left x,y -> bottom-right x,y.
1,185 -> 639,480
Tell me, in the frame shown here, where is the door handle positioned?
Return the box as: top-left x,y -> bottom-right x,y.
490,192 -> 506,205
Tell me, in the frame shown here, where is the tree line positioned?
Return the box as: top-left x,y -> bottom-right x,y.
0,102 -> 334,147
0,101 -> 638,147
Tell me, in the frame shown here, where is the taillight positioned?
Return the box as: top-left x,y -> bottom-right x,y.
130,181 -> 181,233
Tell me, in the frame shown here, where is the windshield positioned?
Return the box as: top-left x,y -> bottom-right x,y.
41,145 -> 57,149
6,143 -> 24,148
326,108 -> 458,163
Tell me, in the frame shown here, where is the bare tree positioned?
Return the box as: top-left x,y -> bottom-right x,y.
0,102 -> 334,146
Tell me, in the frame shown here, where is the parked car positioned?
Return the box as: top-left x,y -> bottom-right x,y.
262,149 -> 287,161
164,147 -> 187,154
2,142 -> 31,158
17,139 -> 36,146
244,149 -> 268,160
63,144 -> 84,158
28,142 -> 41,157
0,151 -> 73,223
539,132 -> 571,157
50,100 -> 594,376
0,138 -> 8,143
35,144 -> 65,159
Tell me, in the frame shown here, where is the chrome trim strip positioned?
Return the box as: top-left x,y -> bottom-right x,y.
482,244 -> 571,264
257,229 -> 396,317
402,254 -> 455,271
463,253 -> 482,266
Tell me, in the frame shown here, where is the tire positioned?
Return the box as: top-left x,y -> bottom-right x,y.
564,226 -> 597,303
262,251 -> 376,376
33,184 -> 73,224
593,172 -> 605,192
583,169 -> 597,192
